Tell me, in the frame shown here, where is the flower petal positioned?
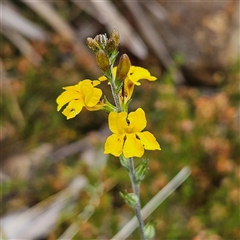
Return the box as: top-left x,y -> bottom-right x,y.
56,90 -> 82,111
84,88 -> 102,107
86,101 -> 104,111
104,133 -> 125,157
128,108 -> 146,132
62,99 -> 84,119
137,131 -> 161,150
79,80 -> 99,94
108,111 -> 128,134
79,80 -> 93,93
108,111 -> 119,133
98,76 -> 107,81
117,111 -> 131,133
63,85 -> 80,91
123,133 -> 144,158
128,66 -> 157,86
91,80 -> 101,86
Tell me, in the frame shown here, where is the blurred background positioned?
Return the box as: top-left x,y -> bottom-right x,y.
1,1 -> 239,239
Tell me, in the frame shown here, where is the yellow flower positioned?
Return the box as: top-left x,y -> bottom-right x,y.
104,108 -> 160,158
123,66 -> 157,102
99,66 -> 157,102
56,80 -> 104,119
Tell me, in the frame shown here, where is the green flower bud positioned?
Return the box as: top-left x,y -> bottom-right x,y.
116,54 -> 131,81
135,159 -> 148,183
119,155 -> 130,170
110,29 -> 120,47
96,50 -> 110,72
86,38 -> 100,53
144,221 -> 156,240
120,191 -> 138,208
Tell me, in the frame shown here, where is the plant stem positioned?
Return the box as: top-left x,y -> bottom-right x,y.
128,157 -> 146,240
110,83 -> 121,112
108,64 -> 122,112
108,65 -> 145,238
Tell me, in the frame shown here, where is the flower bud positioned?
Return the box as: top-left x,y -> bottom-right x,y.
96,50 -> 110,72
110,29 -> 120,47
94,34 -> 108,48
144,221 -> 156,240
106,39 -> 117,54
120,191 -> 138,208
135,159 -> 148,183
116,54 -> 131,81
119,155 -> 130,170
86,37 -> 100,53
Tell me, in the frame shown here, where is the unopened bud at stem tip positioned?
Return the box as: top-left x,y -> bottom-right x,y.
110,29 -> 120,46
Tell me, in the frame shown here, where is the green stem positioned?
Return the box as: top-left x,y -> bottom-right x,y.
108,64 -> 122,112
128,157 -> 146,240
110,83 -> 121,112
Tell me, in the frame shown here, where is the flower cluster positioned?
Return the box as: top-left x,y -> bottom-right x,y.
56,29 -> 160,158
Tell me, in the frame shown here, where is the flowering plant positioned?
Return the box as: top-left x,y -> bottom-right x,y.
56,29 -> 160,239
